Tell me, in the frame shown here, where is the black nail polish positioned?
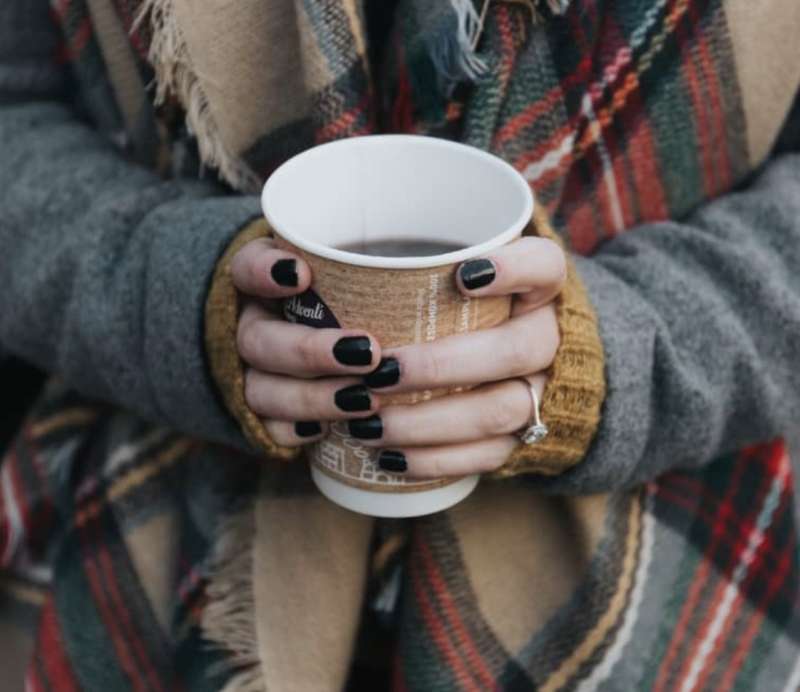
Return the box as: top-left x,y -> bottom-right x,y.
378,450 -> 407,473
271,258 -> 298,287
459,258 -> 496,290
335,385 -> 372,412
364,357 -> 400,388
295,421 -> 322,437
348,415 -> 383,440
333,336 -> 372,366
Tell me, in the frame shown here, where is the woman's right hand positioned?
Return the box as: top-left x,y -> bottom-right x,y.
231,237 -> 383,447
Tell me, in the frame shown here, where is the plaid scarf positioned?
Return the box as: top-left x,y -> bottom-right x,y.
6,385 -> 799,690
8,0 -> 798,690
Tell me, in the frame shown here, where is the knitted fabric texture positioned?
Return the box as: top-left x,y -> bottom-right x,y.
205,217 -> 299,462
17,1 -> 799,690
495,202 -> 605,476
205,205 -> 605,476
4,394 -> 798,690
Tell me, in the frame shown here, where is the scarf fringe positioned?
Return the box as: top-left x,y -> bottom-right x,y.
201,508 -> 265,692
136,0 -> 570,187
432,0 -> 570,89
135,0 -> 261,192
433,0 -> 489,83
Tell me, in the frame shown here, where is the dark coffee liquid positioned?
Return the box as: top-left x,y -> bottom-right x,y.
336,238 -> 466,257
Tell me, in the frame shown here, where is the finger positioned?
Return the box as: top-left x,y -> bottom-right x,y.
230,237 -> 312,298
239,304 -> 381,376
376,306 -> 558,393
350,380 -> 533,447
263,419 -> 329,447
373,436 -> 520,479
245,370 -> 380,421
456,236 -> 566,305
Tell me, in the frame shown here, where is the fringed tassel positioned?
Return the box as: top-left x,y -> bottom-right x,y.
431,0 -> 571,90
135,0 -> 261,192
201,509 -> 265,692
430,0 -> 488,84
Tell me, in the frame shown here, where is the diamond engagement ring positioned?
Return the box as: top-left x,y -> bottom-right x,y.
516,378 -> 548,445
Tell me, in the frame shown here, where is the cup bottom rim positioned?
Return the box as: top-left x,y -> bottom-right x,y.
310,467 -> 479,518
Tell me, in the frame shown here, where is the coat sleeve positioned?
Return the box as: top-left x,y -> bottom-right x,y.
533,129 -> 800,493
0,0 -> 257,449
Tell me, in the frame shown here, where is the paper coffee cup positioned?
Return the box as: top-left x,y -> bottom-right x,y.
262,135 -> 533,517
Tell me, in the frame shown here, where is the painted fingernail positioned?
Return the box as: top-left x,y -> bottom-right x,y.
459,258 -> 496,290
378,450 -> 407,473
295,421 -> 322,437
364,357 -> 400,388
335,384 -> 372,412
348,415 -> 383,440
271,258 -> 298,287
333,336 -> 372,366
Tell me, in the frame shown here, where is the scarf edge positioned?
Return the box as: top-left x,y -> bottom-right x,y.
136,0 -> 261,192
433,0 -> 572,90
202,507 -> 266,692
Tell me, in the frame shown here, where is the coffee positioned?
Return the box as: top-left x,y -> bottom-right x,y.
263,135 -> 533,517
336,238 -> 466,257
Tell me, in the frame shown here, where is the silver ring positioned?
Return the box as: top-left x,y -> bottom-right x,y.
515,378 -> 548,445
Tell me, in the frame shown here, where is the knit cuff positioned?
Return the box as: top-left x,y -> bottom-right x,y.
208,210 -> 605,471
205,217 -> 300,462
493,205 -> 606,478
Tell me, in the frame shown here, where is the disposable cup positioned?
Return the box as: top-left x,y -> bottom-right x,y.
262,135 -> 533,517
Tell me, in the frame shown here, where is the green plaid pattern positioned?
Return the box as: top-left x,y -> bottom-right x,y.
15,0 -> 798,689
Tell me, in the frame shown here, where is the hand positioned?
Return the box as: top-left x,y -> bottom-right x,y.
232,237 -> 383,447
355,236 -> 565,477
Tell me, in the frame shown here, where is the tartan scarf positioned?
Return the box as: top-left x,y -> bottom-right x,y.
122,0 -> 570,192
67,0 -> 574,191
6,384 -> 800,690
12,0 -> 798,690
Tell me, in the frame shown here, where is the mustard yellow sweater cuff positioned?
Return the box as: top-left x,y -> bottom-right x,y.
205,218 -> 300,462
207,210 -> 606,473
493,205 -> 606,478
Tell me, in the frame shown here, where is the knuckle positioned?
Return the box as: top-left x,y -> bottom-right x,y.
483,396 -> 521,435
298,383 -> 324,419
376,407 -> 404,444
541,239 -> 567,285
237,320 -> 260,364
247,254 -> 264,291
297,331 -> 323,372
533,308 -> 560,365
420,347 -> 446,387
243,370 -> 264,414
504,327 -> 537,375
541,333 -> 559,366
264,421 -> 298,447
229,252 -> 248,289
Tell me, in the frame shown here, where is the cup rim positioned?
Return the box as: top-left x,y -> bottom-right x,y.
261,135 -> 534,269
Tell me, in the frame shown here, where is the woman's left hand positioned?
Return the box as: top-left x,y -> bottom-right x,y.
352,236 -> 565,477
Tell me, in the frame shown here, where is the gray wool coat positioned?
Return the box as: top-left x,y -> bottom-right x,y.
1,0 -> 800,496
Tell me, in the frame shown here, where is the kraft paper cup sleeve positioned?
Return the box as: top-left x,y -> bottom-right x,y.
275,236 -> 512,492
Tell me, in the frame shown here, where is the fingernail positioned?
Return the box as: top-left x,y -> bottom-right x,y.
348,415 -> 383,440
271,258 -> 298,287
335,384 -> 372,412
295,421 -> 322,437
364,357 -> 400,388
378,450 -> 407,473
333,336 -> 372,366
459,258 -> 496,290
